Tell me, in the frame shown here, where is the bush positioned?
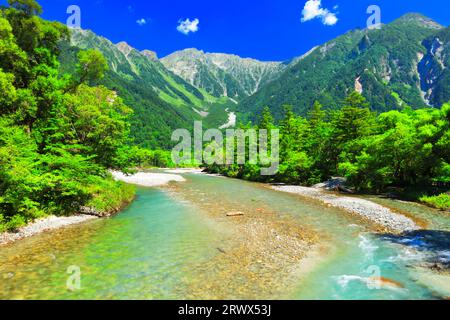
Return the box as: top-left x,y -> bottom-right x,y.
419,193 -> 450,210
84,176 -> 135,214
0,214 -> 6,233
5,215 -> 26,231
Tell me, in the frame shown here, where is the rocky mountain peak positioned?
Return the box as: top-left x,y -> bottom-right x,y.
116,41 -> 134,56
161,49 -> 285,99
141,50 -> 158,60
163,48 -> 206,60
395,13 -> 443,29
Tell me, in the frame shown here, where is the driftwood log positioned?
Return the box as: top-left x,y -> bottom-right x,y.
226,211 -> 245,217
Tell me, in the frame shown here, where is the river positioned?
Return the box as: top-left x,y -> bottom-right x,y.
0,172 -> 449,299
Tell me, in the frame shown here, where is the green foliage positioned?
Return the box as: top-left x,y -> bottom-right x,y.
76,49 -> 108,85
84,177 -> 135,214
7,0 -> 42,16
207,93 -> 450,204
339,103 -> 450,192
419,194 -> 450,210
259,106 -> 275,130
308,101 -> 326,128
123,146 -> 198,169
0,70 -> 17,108
63,84 -> 132,168
0,1 -> 135,231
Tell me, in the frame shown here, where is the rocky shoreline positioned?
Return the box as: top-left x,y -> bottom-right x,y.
0,215 -> 97,246
1,171 -> 421,247
110,170 -> 186,187
272,185 -> 420,233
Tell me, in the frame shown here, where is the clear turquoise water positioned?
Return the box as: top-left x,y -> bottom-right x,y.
0,188 -> 224,299
0,173 -> 448,299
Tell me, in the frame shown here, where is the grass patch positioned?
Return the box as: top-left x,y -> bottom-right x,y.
419,193 -> 450,211
85,176 -> 136,214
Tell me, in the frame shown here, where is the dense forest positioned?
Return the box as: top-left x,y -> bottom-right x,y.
0,0 -> 138,231
207,92 -> 450,210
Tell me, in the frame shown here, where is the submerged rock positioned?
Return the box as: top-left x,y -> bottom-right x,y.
369,277 -> 405,289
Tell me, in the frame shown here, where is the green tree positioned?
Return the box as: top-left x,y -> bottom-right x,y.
64,84 -> 132,169
0,16 -> 28,86
333,92 -> 375,143
308,101 -> 325,128
7,0 -> 42,16
75,49 -> 108,86
259,106 -> 275,130
0,0 -> 135,231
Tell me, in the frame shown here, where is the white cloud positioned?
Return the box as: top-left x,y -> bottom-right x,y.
301,0 -> 339,26
136,18 -> 147,26
177,18 -> 200,35
301,0 -> 327,22
323,12 -> 338,26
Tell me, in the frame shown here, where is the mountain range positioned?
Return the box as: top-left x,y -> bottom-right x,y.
59,13 -> 449,147
239,13 -> 449,120
60,29 -> 231,148
161,49 -> 285,100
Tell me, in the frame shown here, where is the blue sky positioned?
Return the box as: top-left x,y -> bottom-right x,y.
2,0 -> 449,61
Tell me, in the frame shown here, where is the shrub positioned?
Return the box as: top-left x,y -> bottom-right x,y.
84,176 -> 135,214
419,193 -> 450,210
5,215 -> 26,231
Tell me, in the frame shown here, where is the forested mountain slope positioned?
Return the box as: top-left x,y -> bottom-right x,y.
238,13 -> 449,121
60,30 -> 229,148
59,14 -> 448,146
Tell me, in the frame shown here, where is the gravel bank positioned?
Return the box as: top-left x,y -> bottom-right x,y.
164,168 -> 204,174
0,215 -> 97,246
272,185 -> 419,233
164,182 -> 321,299
111,171 -> 186,187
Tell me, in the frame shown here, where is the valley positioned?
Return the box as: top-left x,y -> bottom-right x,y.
59,13 -> 449,140
0,0 -> 448,301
